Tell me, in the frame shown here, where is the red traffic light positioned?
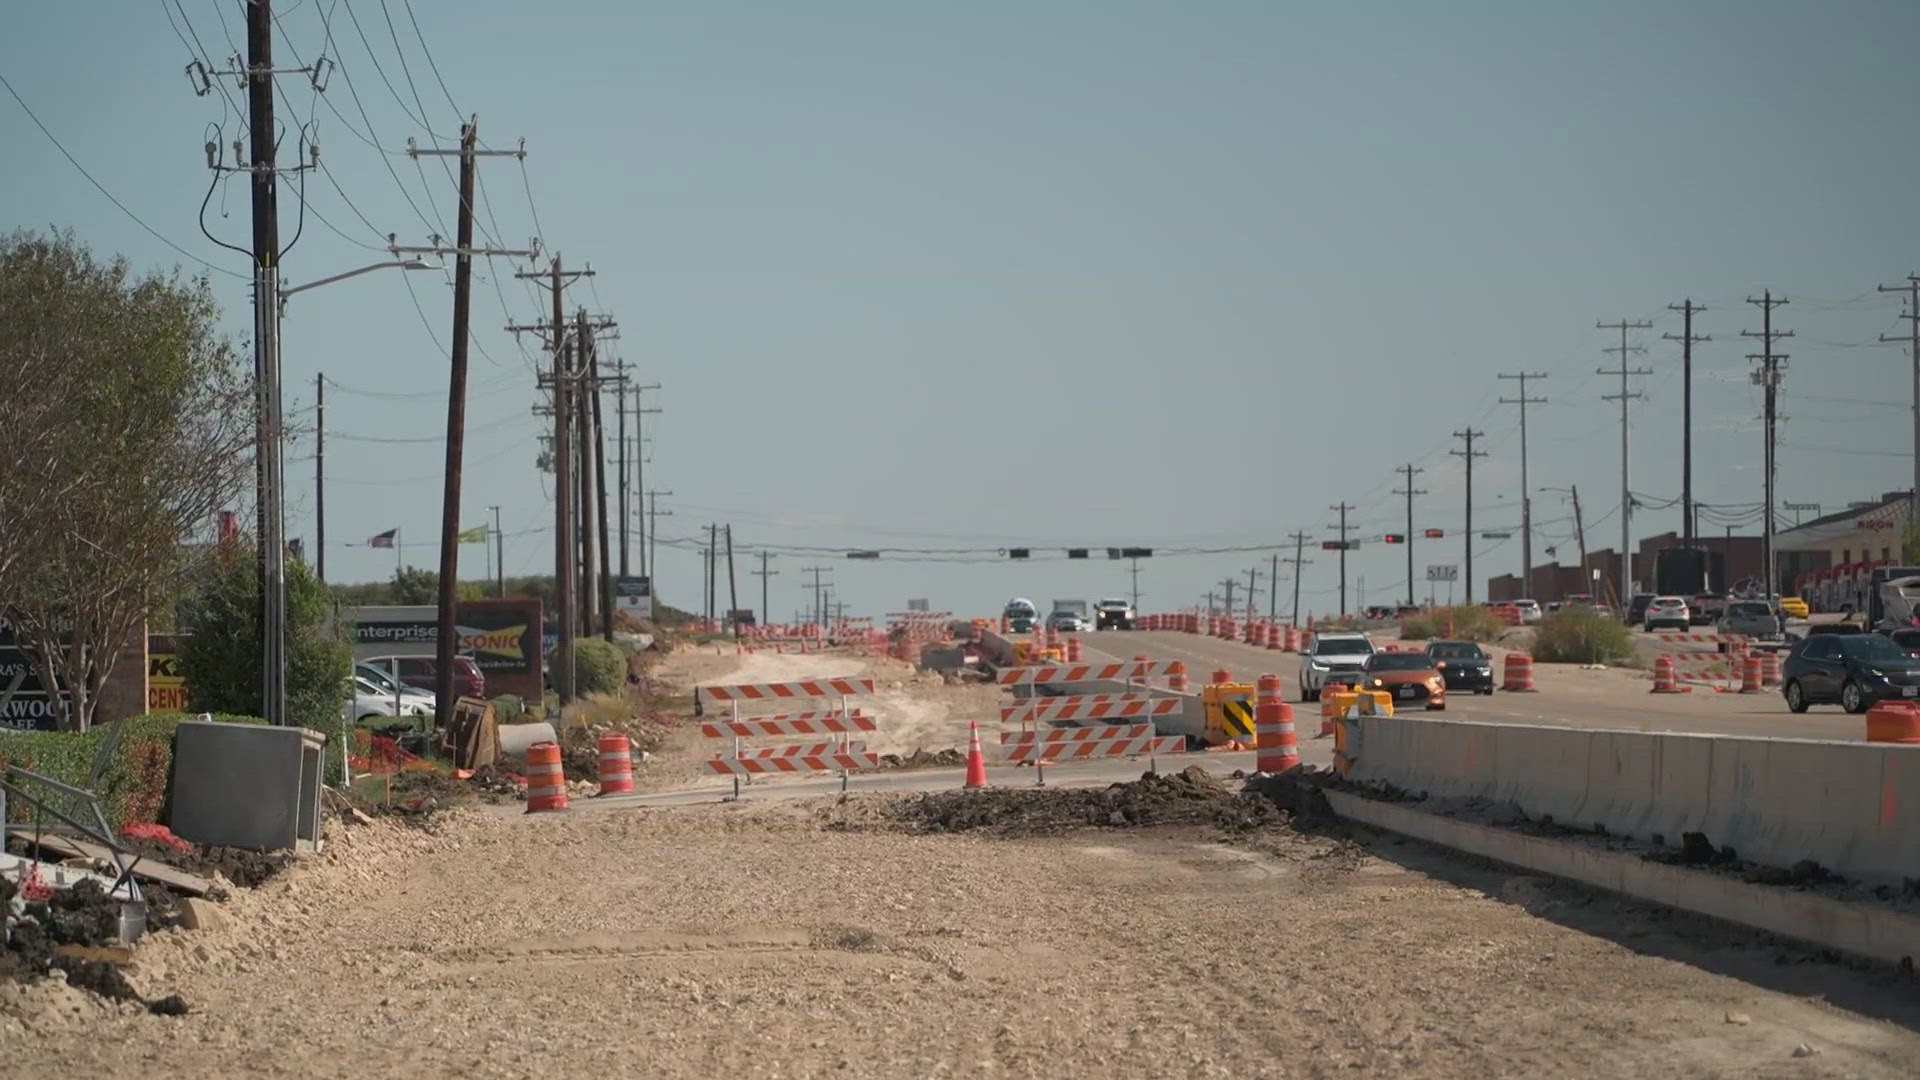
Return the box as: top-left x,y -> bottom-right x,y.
1383,533 -> 1406,544
1424,528 -> 1444,539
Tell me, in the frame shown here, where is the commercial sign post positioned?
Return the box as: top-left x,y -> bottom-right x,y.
342,599 -> 544,701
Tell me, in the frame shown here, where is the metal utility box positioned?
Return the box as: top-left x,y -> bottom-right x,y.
169,720 -> 326,852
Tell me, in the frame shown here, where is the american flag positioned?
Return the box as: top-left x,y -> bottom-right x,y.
367,528 -> 398,549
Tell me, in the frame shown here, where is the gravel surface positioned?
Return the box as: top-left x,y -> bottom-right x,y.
7,781 -> 1920,1078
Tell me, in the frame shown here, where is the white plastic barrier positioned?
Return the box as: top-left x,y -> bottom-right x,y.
1345,716 -> 1920,888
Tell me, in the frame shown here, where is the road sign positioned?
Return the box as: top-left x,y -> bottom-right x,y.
1481,531 -> 1512,540
1426,564 -> 1458,582
907,598 -> 929,612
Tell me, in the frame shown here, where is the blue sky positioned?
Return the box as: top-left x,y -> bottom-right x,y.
3,1 -> 1913,620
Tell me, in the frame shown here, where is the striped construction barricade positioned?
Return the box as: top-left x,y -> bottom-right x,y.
998,722 -> 1185,784
707,751 -> 882,776
730,739 -> 867,760
999,695 -> 1182,725
694,677 -> 876,705
697,678 -> 882,797
699,708 -> 876,738
997,659 -> 1182,685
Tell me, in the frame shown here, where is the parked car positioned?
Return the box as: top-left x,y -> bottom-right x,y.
1888,628 -> 1920,659
1644,596 -> 1691,632
1094,598 -> 1135,630
1625,593 -> 1656,627
1778,596 -> 1810,620
1544,601 -> 1563,615
1298,632 -> 1375,702
1362,651 -> 1446,710
1781,632 -> 1920,714
1718,600 -> 1783,642
1425,640 -> 1495,695
1512,599 -> 1542,625
360,653 -> 486,699
347,675 -> 435,728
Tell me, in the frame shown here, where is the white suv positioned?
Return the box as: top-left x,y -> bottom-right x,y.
1645,595 -> 1691,632
1299,632 -> 1376,702
1513,599 -> 1542,624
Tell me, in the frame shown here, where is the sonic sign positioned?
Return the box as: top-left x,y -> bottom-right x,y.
342,599 -> 544,699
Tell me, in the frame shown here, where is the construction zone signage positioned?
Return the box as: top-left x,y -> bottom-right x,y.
341,600 -> 543,674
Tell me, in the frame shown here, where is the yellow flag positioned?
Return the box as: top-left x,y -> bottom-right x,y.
458,525 -> 488,544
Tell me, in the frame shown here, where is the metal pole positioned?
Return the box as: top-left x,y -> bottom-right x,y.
315,372 -> 325,584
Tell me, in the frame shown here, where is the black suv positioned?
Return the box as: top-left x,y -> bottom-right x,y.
1624,593 -> 1655,627
1781,632 -> 1920,714
1425,640 -> 1495,695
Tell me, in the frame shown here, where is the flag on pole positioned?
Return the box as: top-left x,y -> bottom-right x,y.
367,528 -> 398,549
458,525 -> 488,544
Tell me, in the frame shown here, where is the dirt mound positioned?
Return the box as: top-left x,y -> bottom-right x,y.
1,879 -> 188,1015
875,748 -> 967,770
188,846 -> 291,889
836,766 -> 1285,836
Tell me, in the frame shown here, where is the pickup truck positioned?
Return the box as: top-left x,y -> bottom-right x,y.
1095,598 -> 1134,630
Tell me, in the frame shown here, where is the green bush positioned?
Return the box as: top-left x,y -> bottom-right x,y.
571,637 -> 627,697
1400,605 -> 1505,643
1531,607 -> 1633,664
174,547 -> 353,758
0,712 -> 265,827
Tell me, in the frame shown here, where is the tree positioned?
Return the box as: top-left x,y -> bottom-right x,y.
0,231 -> 251,730
175,546 -> 352,742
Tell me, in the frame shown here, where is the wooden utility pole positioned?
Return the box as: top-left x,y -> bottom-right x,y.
1451,429 -> 1486,604
1328,504 -> 1355,616
246,0 -> 286,725
725,525 -> 739,634
1268,552 -> 1279,621
425,119 -> 480,730
645,489 -> 672,620
585,315 -> 613,641
1394,463 -> 1426,607
752,552 -> 778,627
314,372 -> 325,583
1283,531 -> 1311,626
1497,372 -> 1547,599
1880,274 -> 1920,528
1665,301 -> 1709,548
510,256 -> 586,703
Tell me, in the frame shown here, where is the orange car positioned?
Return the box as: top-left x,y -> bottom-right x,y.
1362,651 -> 1447,710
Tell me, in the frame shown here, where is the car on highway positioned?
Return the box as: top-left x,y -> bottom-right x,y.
1047,609 -> 1089,633
360,653 -> 486,700
1512,599 -> 1542,625
1689,592 -> 1727,628
1094,598 -> 1134,630
1644,596 -> 1691,632
1782,631 -> 1920,714
1362,651 -> 1446,710
1624,593 -> 1656,627
1003,597 -> 1040,634
1425,640 -> 1495,695
1778,595 -> 1810,620
1718,600 -> 1783,642
1362,605 -> 1396,621
1298,631 -> 1375,702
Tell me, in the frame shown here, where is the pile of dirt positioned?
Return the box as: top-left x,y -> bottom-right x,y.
105,831 -> 286,892
353,768 -> 475,821
836,766 -> 1285,836
0,879 -> 188,1016
465,764 -> 526,801
874,748 -> 967,770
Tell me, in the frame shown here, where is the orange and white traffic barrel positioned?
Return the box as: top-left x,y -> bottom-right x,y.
597,733 -> 634,795
1501,653 -> 1536,692
1168,661 -> 1189,692
1650,655 -> 1682,693
1284,624 -> 1299,652
525,741 -> 568,812
1739,654 -> 1764,694
1760,650 -> 1782,687
1254,674 -> 1299,773
1211,668 -> 1232,686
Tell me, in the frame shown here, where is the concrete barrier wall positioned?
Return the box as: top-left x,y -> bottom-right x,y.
1348,717 -> 1920,888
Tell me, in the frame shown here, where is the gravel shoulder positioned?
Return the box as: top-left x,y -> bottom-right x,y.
7,782 -> 1920,1078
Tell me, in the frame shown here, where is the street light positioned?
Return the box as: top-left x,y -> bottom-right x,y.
256,257 -> 440,727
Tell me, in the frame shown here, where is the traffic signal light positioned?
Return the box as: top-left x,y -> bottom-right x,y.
1008,548 -> 1030,559
1066,548 -> 1088,559
1383,533 -> 1406,544
1424,528 -> 1444,539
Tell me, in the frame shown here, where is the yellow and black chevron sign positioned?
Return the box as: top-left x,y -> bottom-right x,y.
1220,698 -> 1254,739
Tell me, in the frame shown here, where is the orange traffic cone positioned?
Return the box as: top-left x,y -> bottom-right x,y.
963,721 -> 989,789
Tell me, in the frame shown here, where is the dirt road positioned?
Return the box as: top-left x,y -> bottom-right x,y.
9,785 -> 1920,1078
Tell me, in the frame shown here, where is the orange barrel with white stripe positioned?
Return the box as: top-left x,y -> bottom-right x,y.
1760,650 -> 1782,687
1211,668 -> 1232,687
524,741 -> 568,812
1739,654 -> 1764,694
1168,661 -> 1189,692
1284,624 -> 1299,652
1266,623 -> 1281,650
1502,653 -> 1536,692
1254,674 -> 1299,774
1650,655 -> 1681,693
1067,636 -> 1083,662
597,733 -> 634,795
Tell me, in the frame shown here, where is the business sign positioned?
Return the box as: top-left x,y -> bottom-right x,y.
1426,565 -> 1458,582
342,601 -> 542,674
615,575 -> 651,615
148,633 -> 187,713
0,618 -> 55,731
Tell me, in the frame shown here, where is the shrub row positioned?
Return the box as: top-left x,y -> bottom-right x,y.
0,712 -> 265,827
1400,605 -> 1506,643
1530,608 -> 1634,664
